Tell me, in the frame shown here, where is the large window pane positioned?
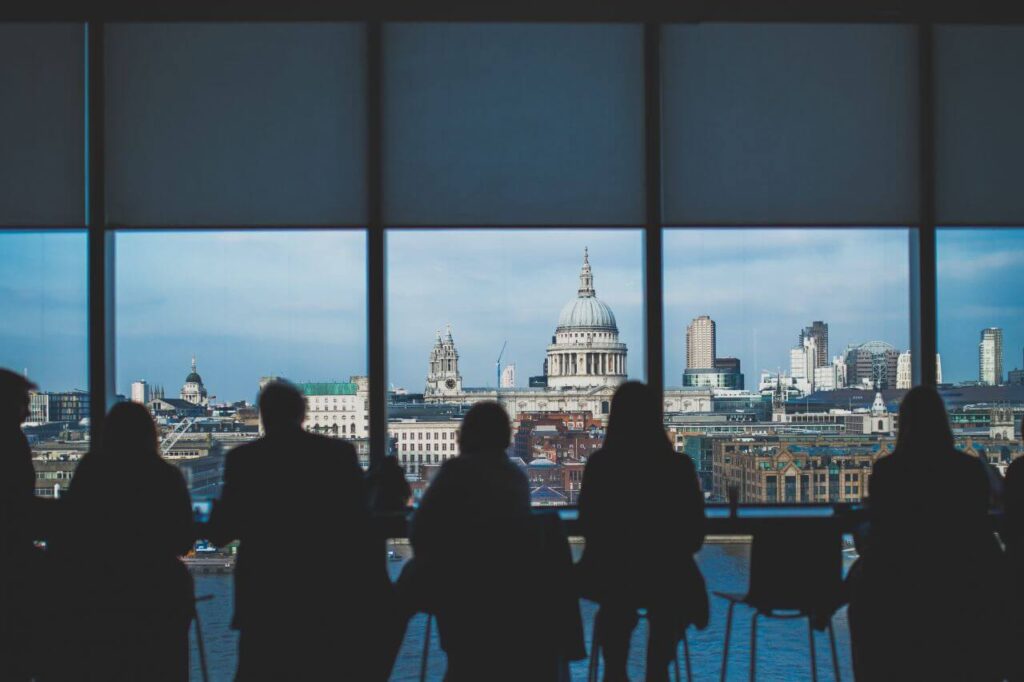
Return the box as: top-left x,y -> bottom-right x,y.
662,24 -> 918,225
0,231 -> 88,496
106,24 -> 367,226
383,24 -> 644,225
116,229 -> 368,677
387,229 -> 643,503
663,228 -> 910,502
938,229 -> 1024,468
0,24 -> 84,226
115,229 -> 368,460
935,27 -> 1024,224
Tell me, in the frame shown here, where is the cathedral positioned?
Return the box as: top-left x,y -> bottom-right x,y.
424,249 -> 631,422
180,356 -> 209,407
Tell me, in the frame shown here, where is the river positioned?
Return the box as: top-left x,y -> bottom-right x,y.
190,543 -> 855,681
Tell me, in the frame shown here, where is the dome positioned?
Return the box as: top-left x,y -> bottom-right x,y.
557,296 -> 617,330
555,247 -> 618,331
184,356 -> 203,385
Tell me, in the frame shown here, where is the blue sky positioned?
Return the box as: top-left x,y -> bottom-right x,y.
0,228 -> 1019,402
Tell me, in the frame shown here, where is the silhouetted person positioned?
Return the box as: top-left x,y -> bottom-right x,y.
576,382 -> 708,682
406,401 -> 581,681
1004,440 -> 1024,681
0,369 -> 40,682
366,454 -> 412,513
849,386 -> 1004,681
207,380 -> 392,681
53,401 -> 194,681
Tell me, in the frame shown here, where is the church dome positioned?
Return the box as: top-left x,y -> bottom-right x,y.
557,296 -> 617,330
184,356 -> 203,385
556,247 -> 618,331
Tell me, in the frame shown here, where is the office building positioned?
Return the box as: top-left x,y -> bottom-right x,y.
800,321 -> 829,369
979,327 -> 1003,386
130,380 -> 152,404
845,341 -> 899,390
896,351 -> 943,388
686,315 -> 716,369
29,390 -> 90,425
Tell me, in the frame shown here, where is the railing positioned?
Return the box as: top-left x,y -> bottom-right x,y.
370,503 -> 872,539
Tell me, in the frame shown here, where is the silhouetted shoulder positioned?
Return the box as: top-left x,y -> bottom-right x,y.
870,452 -> 896,475
1007,457 -> 1024,499
224,438 -> 262,466
581,447 -> 614,477
667,449 -> 697,476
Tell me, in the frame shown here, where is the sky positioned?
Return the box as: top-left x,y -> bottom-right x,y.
0,228 -> 1021,402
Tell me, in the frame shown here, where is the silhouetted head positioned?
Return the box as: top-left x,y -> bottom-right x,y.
0,368 -> 36,429
895,385 -> 954,456
458,402 -> 511,456
103,401 -> 159,459
604,381 -> 670,454
259,380 -> 306,435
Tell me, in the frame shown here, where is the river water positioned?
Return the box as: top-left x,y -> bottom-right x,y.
190,543 -> 854,681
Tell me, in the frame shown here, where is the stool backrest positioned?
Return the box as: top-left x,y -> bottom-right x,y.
746,523 -> 844,614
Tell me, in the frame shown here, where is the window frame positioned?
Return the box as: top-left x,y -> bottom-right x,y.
8,11 -> 1007,468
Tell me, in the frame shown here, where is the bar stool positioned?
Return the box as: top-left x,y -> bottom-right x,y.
586,607 -> 693,682
714,525 -> 844,681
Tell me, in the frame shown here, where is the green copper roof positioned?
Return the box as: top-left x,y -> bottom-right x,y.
298,382 -> 358,396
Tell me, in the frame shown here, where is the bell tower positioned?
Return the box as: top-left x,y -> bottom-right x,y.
426,324 -> 463,397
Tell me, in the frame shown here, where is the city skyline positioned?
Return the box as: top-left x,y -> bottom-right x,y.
2,229 -> 1024,401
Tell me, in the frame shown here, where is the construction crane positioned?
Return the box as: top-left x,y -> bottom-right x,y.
496,340 -> 508,389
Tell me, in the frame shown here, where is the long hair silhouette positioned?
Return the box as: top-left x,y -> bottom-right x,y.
102,401 -> 160,460
602,381 -> 670,455
893,385 -> 953,457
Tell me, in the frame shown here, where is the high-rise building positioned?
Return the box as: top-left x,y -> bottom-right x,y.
131,380 -> 152,404
845,341 -> 899,390
979,327 -> 1003,386
896,351 -> 912,389
500,364 -> 516,388
686,315 -> 716,369
895,351 -> 943,388
790,336 -> 818,394
800,321 -> 829,369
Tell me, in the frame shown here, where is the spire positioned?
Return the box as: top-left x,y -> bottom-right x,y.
444,323 -> 454,343
578,246 -> 595,297
435,329 -> 442,345
191,355 -> 197,374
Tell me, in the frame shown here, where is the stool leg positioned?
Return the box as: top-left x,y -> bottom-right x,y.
807,618 -> 818,682
588,620 -> 600,682
419,615 -> 432,682
827,619 -> 840,682
721,601 -> 735,682
749,612 -> 758,682
682,630 -> 693,682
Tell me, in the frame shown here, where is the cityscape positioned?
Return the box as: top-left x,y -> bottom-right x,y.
15,244 -> 1024,511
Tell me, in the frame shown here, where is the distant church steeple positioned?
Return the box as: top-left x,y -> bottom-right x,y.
426,325 -> 462,397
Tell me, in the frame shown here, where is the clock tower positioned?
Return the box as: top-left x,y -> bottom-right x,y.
426,324 -> 463,397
